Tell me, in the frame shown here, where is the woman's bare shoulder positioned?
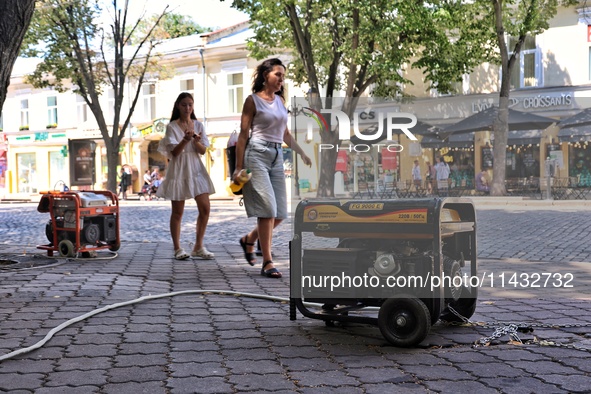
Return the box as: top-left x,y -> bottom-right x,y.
243,95 -> 256,114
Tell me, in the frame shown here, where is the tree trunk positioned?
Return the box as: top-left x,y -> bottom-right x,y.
106,143 -> 120,193
491,0 -> 509,196
0,0 -> 36,111
316,133 -> 338,197
491,96 -> 508,195
316,97 -> 358,197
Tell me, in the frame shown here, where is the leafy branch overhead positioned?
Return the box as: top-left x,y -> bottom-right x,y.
232,0 -> 498,100
20,0 -> 201,193
126,12 -> 211,44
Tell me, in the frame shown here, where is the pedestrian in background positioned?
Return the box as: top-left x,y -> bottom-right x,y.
412,159 -> 422,189
151,169 -> 162,188
475,168 -> 490,193
435,156 -> 450,195
118,167 -> 130,200
425,160 -> 435,194
233,58 -> 311,278
156,92 -> 215,261
151,167 -> 160,183
143,170 -> 152,186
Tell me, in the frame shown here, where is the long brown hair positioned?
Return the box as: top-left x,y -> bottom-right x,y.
170,92 -> 197,121
251,58 -> 285,100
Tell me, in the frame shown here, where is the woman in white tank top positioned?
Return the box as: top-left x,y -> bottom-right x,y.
233,58 -> 311,278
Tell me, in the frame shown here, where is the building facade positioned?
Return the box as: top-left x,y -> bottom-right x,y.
328,4 -> 591,194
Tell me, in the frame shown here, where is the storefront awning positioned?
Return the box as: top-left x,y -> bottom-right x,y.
420,132 -> 474,149
421,129 -> 544,149
507,129 -> 543,145
558,126 -> 591,143
557,107 -> 591,129
442,106 -> 555,135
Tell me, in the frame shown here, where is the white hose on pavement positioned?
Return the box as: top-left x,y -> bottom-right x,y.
0,289 -> 292,362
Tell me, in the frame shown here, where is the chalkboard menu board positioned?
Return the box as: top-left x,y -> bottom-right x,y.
482,146 -> 494,168
69,139 -> 96,186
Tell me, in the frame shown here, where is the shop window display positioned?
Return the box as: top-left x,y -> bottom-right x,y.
17,153 -> 37,193
356,152 -> 376,183
569,144 -> 591,186
379,149 -> 398,183
336,151 -> 380,193
337,149 -> 399,193
436,149 -> 475,188
49,151 -> 66,190
506,145 -> 540,178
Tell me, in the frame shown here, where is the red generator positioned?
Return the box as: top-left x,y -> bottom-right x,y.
37,190 -> 120,257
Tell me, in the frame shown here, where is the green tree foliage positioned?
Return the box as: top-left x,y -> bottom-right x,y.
128,12 -> 210,44
484,0 -> 576,195
159,13 -> 210,38
231,0 -> 496,196
22,0 -> 168,192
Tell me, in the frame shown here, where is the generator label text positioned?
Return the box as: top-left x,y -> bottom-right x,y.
349,203 -> 384,211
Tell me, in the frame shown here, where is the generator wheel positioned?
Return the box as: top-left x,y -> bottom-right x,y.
108,241 -> 120,252
45,220 -> 55,244
439,286 -> 477,322
58,239 -> 75,257
378,296 -> 431,347
421,298 -> 442,326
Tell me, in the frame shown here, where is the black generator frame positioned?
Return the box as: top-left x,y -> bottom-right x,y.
289,197 -> 478,347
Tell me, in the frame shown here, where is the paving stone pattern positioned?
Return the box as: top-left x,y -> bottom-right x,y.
0,200 -> 591,393
2,200 -> 591,264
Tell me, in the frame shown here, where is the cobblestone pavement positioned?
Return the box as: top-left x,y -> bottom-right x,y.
2,198 -> 591,263
1,198 -> 591,393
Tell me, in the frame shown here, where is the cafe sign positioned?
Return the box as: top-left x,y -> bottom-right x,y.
472,92 -> 573,112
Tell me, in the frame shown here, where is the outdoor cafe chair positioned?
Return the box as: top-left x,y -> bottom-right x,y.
352,181 -> 376,199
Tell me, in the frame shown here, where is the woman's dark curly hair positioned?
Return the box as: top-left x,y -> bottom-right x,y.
170,92 -> 197,122
251,58 -> 285,99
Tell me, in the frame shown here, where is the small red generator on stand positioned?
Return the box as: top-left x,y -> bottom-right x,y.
37,190 -> 120,257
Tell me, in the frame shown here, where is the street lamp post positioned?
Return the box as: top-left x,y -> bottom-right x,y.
290,96 -> 302,199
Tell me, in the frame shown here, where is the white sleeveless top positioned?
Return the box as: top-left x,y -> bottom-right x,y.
250,94 -> 287,143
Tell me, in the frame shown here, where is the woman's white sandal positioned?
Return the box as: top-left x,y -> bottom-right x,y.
191,247 -> 215,259
174,248 -> 190,260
